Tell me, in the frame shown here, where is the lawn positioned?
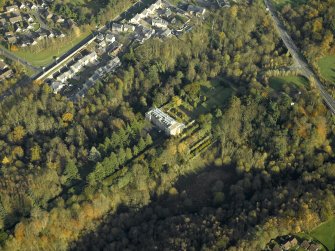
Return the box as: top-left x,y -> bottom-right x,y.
269,75 -> 308,91
12,31 -> 91,67
201,81 -> 233,108
272,0 -> 307,7
308,217 -> 335,251
318,55 -> 335,83
192,79 -> 234,117
55,0 -> 104,11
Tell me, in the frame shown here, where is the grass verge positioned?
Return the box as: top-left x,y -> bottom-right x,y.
269,75 -> 308,91
12,31 -> 91,67
192,79 -> 234,117
318,55 -> 335,83
308,217 -> 335,251
272,0 -> 307,8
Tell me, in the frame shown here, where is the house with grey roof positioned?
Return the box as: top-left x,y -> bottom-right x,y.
0,61 -> 13,81
30,3 -> 38,10
107,57 -> 121,68
123,24 -> 135,32
141,8 -> 151,18
0,61 -> 7,70
164,8 -> 172,18
36,31 -> 47,40
149,0 -> 162,12
51,81 -> 65,93
19,2 -> 27,10
130,13 -> 141,24
22,13 -> 34,23
46,12 -> 53,19
66,19 -> 77,28
53,15 -> 65,23
7,36 -> 17,44
81,51 -> 97,65
143,27 -> 155,38
5,31 -> 14,37
19,37 -> 33,47
14,23 -> 22,32
0,68 -> 13,80
96,33 -> 104,42
70,61 -> 84,73
111,23 -> 123,32
160,28 -> 172,37
9,15 -> 22,24
57,70 -> 74,83
6,5 -> 19,13
151,17 -> 168,28
97,40 -> 107,54
187,5 -> 206,16
105,33 -> 116,43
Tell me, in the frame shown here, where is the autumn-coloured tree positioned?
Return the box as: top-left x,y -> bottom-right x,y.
30,145 -> 41,162
172,96 -> 182,107
62,112 -> 74,122
10,45 -> 18,52
12,146 -> 24,159
12,126 -> 25,142
2,156 -> 10,165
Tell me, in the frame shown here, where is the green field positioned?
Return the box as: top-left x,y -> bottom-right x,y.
318,56 -> 335,83
193,79 -> 234,116
272,0 -> 307,7
308,217 -> 335,251
53,0 -> 105,12
12,31 -> 91,67
269,75 -> 308,91
201,80 -> 233,107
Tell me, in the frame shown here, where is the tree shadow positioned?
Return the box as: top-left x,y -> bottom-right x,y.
70,161 -> 331,251
71,165 -> 237,250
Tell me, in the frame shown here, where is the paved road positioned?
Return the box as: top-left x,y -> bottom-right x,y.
0,0 -> 151,100
265,0 -> 335,114
0,46 -> 40,72
33,0 -> 147,80
0,11 -> 46,77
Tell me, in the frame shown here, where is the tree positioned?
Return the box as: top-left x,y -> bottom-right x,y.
145,134 -> 153,146
213,192 -> 225,206
229,5 -> 238,18
30,145 -> 41,162
138,137 -> 146,152
312,18 -> 323,33
62,112 -> 74,122
12,126 -> 25,142
33,80 -> 43,86
133,145 -> 139,156
12,146 -> 24,159
186,62 -> 196,82
215,108 -> 223,118
172,96 -> 182,107
125,147 -> 133,160
10,45 -> 18,52
184,83 -> 200,100
177,142 -> 188,155
2,156 -> 10,165
63,160 -> 79,184
73,26 -> 81,37
118,148 -> 126,165
88,147 -> 101,162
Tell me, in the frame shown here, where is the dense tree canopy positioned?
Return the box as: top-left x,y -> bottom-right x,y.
0,0 -> 333,250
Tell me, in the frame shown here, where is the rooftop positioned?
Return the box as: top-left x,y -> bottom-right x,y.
147,108 -> 177,128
